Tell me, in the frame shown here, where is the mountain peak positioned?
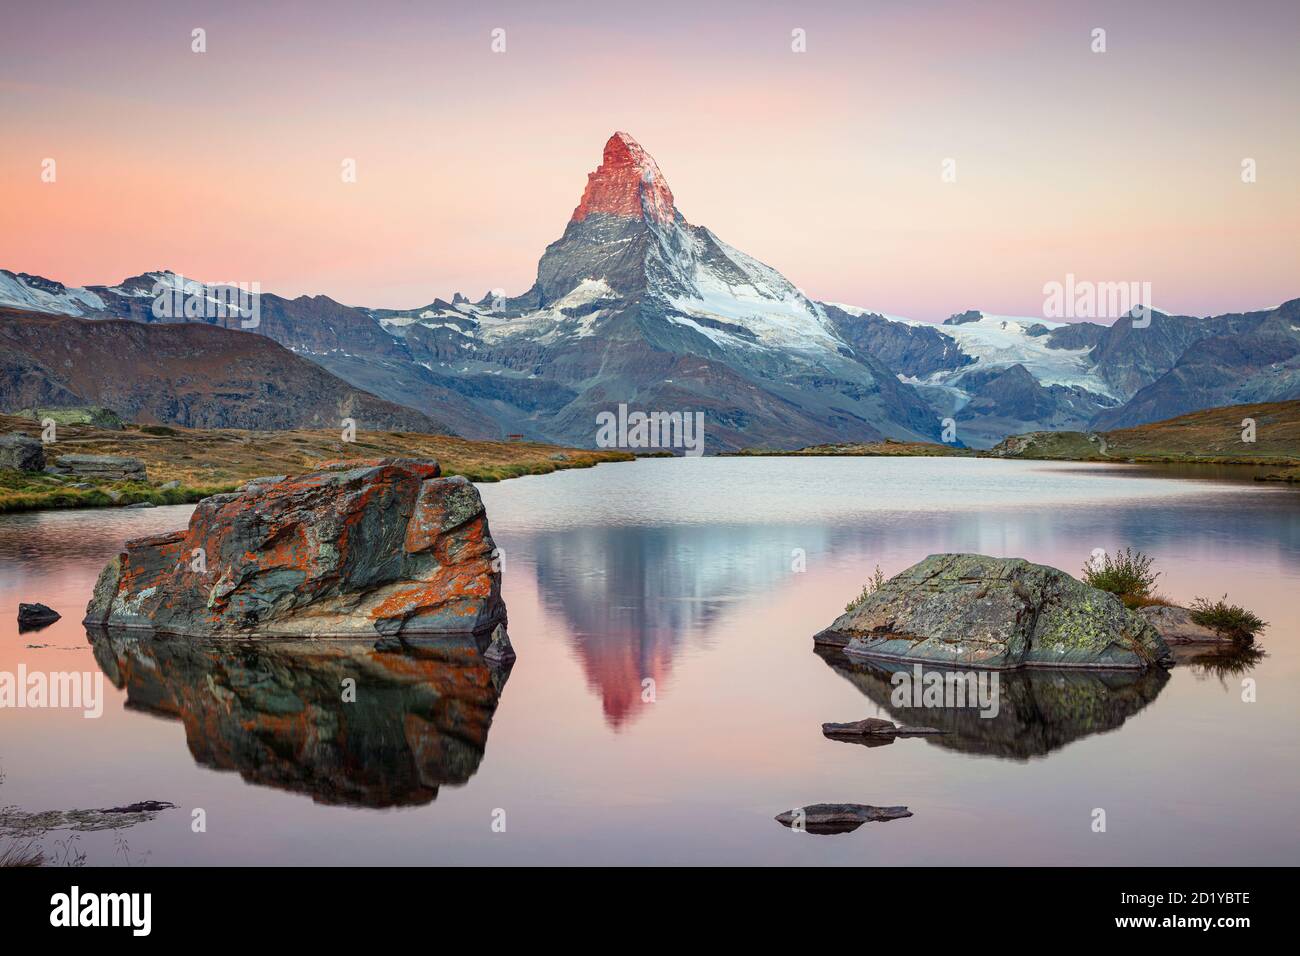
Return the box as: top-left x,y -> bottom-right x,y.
571,131 -> 675,225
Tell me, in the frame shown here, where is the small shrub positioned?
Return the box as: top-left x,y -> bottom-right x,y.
1082,548 -> 1160,607
846,565 -> 887,613
1189,595 -> 1267,644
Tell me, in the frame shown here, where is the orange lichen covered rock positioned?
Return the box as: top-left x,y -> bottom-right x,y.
84,459 -> 505,638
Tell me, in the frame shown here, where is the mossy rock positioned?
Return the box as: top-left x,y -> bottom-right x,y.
816,553 -> 1171,670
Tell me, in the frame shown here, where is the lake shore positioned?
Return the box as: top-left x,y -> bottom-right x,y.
732,400 -> 1300,471
0,413 -> 634,514
732,441 -> 1300,468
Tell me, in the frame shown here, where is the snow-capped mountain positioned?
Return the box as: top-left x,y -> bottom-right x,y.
821,305 -> 1123,445
0,269 -> 106,316
516,132 -> 845,355
367,131 -> 942,449
4,133 -> 1296,449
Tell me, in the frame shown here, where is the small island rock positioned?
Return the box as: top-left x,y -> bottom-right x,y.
815,553 -> 1171,670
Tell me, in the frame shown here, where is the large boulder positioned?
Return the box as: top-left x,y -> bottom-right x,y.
0,433 -> 45,471
815,553 -> 1171,670
53,454 -> 147,482
84,458 -> 506,638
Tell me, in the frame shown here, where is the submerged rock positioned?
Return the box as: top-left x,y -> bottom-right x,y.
821,717 -> 945,740
84,458 -> 505,638
816,553 -> 1171,670
1138,605 -> 1231,644
0,800 -> 174,836
17,602 -> 61,631
775,803 -> 912,834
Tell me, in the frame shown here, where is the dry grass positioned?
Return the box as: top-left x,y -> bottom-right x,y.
1101,400 -> 1300,463
1125,593 -> 1176,609
0,841 -> 44,867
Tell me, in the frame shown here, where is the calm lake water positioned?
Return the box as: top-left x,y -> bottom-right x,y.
2,457 -> 1298,865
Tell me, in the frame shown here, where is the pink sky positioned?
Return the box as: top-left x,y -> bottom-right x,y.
1,0 -> 1297,320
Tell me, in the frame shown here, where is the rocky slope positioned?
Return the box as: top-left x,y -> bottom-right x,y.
991,399 -> 1300,463
0,308 -> 445,433
1091,301 -> 1300,429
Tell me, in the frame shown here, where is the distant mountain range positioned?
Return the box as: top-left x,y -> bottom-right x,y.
3,132 -> 1296,448
0,308 -> 442,433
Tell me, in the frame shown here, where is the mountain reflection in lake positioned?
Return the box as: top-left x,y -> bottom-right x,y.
88,629 -> 511,808
2,457 -> 1298,864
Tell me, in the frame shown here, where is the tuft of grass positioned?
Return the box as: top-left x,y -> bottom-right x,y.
1125,593 -> 1175,609
1082,547 -> 1161,608
1189,595 -> 1267,644
0,841 -> 44,867
845,565 -> 887,613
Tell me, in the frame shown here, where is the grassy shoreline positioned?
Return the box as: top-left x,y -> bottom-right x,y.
6,399 -> 1299,512
733,401 -> 1300,471
734,443 -> 1299,468
0,414 -> 634,514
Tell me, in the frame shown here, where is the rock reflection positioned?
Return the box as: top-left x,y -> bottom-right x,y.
88,628 -> 511,807
1173,643 -> 1267,685
816,647 -> 1171,760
